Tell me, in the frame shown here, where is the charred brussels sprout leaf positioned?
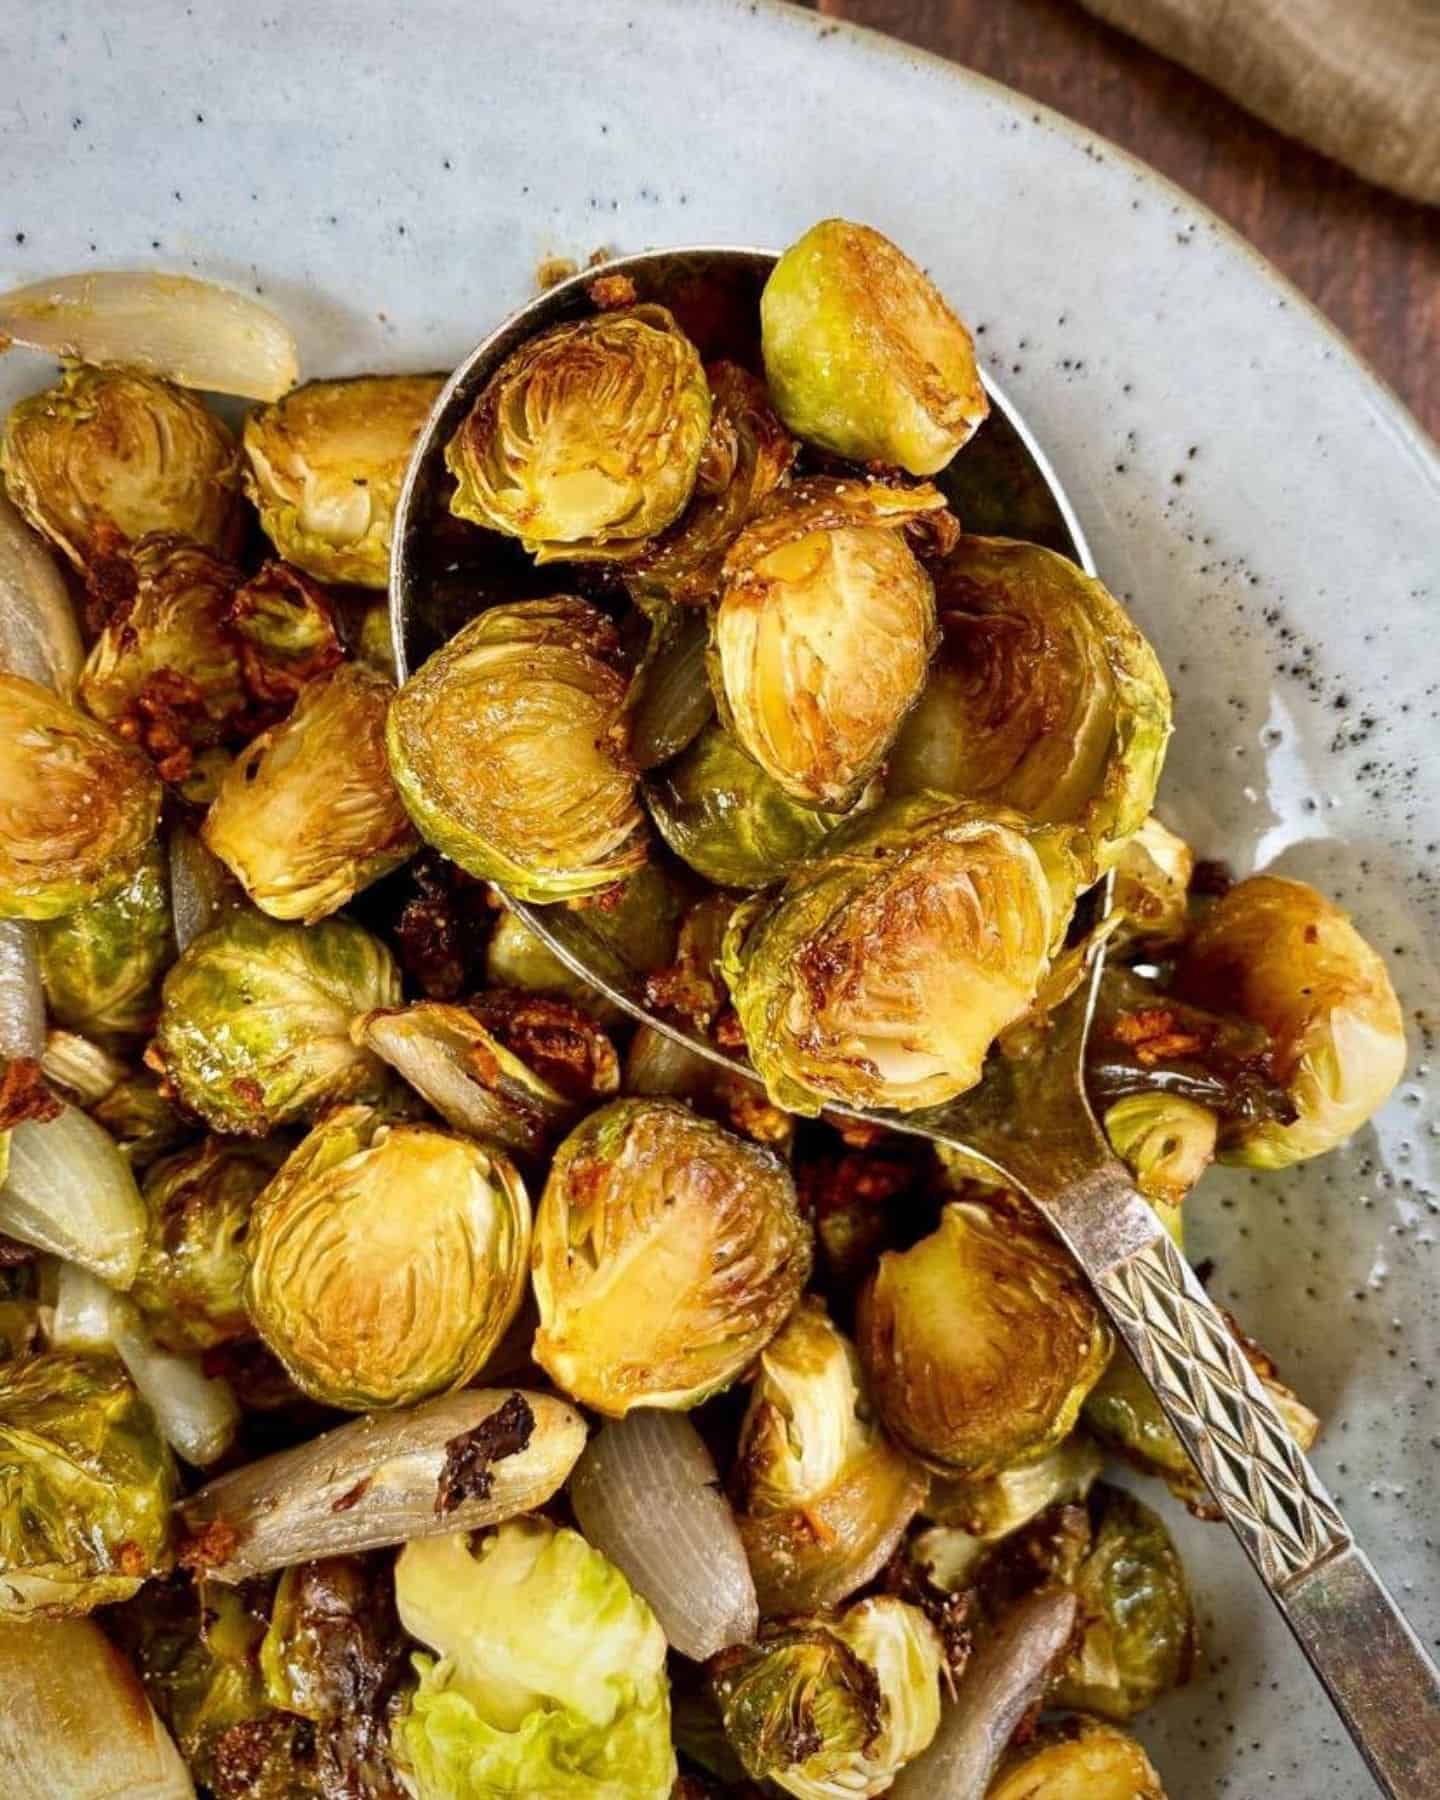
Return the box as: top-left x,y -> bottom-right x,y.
1,364 -> 241,568
761,219 -> 988,476
387,596 -> 647,902
36,837 -> 173,1038
858,1195 -> 1112,1478
0,1348 -> 175,1617
888,536 -> 1171,877
0,674 -> 162,920
246,1103 -> 531,1409
243,373 -> 445,587
204,663 -> 418,923
988,1716 -> 1168,1800
446,304 -> 711,562
151,909 -> 400,1134
1177,874 -> 1406,1166
533,1097 -> 812,1415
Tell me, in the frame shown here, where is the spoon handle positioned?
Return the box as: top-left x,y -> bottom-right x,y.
1038,1159 -> 1440,1799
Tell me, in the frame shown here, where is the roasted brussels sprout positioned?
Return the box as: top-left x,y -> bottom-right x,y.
151,909 -> 400,1134
356,597 -> 398,680
204,663 -> 418,922
1104,1092 -> 1217,1228
1112,813 -> 1195,952
446,305 -> 711,562
90,1068 -> 190,1171
760,219 -> 988,475
0,674 -> 162,920
1,364 -> 241,568
857,1195 -> 1111,1478
712,477 -> 953,809
36,838 -> 173,1039
1177,874 -> 1406,1166
387,597 -> 647,901
0,1348 -> 175,1616
733,1297 -> 929,1614
228,559 -> 345,706
923,1431 -> 1104,1539
395,1517 -> 677,1799
533,1097 -> 812,1414
246,1103 -> 531,1409
724,794 -> 1079,1114
242,374 -> 445,586
887,536 -> 1171,876
988,1716 -> 1167,1799
710,1596 -> 943,1799
484,904 -> 623,1021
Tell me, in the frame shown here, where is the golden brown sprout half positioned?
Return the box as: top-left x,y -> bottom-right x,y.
1111,814 -> 1195,952
988,1716 -> 1168,1800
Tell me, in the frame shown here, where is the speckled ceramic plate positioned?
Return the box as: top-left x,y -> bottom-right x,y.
3,2 -> 1436,1792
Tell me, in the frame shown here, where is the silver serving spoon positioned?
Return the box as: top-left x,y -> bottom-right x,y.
391,247 -> 1440,1797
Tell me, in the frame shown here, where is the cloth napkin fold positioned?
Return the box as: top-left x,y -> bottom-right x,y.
1079,0 -> 1440,204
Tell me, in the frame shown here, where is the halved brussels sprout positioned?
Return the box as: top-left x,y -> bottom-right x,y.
204,663 -> 418,923
887,537 -> 1171,876
533,1097 -> 812,1415
1112,814 -> 1195,952
710,1596 -> 942,1800
712,477 -> 953,810
988,1716 -> 1167,1800
1,364 -> 241,568
723,794 -> 1079,1115
760,219 -> 988,475
0,1348 -> 175,1616
857,1195 -> 1112,1478
387,597 -> 647,901
36,838 -> 173,1039
446,305 -> 711,562
733,1297 -> 929,1615
242,373 -> 445,586
1104,1092 -> 1217,1227
395,1517 -> 676,1799
260,1553 -> 407,1724
246,1103 -> 531,1409
923,1431 -> 1104,1539
0,674 -> 162,920
1176,874 -> 1406,1166
150,909 -> 400,1134
228,559 -> 345,706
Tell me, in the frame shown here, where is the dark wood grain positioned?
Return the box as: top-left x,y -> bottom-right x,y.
809,0 -> 1440,443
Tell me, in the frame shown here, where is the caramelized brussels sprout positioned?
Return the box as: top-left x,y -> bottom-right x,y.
1112,814 -> 1195,952
483,905 -> 622,1021
36,838 -> 173,1038
246,1103 -> 531,1409
733,1297 -> 929,1614
1104,1092 -> 1217,1226
710,1596 -> 942,1799
988,1716 -> 1167,1799
446,305 -> 711,562
888,537 -> 1171,876
387,597 -> 647,901
624,600 -> 715,770
712,477 -> 953,809
724,794 -> 1079,1114
1177,874 -> 1406,1166
356,597 -> 398,680
760,219 -> 988,475
242,373 -> 444,586
260,1553 -> 407,1727
0,674 -> 162,920
396,1517 -> 676,1799
0,1348 -> 175,1616
1,364 -> 241,568
151,909 -> 400,1134
90,1068 -> 191,1171
228,559 -> 345,706
923,1432 -> 1104,1538
857,1195 -> 1111,1478
533,1098 -> 812,1414
204,663 -> 418,923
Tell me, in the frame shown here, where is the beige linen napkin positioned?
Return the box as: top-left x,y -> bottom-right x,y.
1079,0 -> 1440,204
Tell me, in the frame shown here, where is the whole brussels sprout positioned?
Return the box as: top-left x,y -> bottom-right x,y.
446,304 -> 711,562
151,909 -> 400,1134
204,663 -> 419,923
710,1595 -> 943,1800
1111,813 -> 1195,952
246,1103 -> 531,1409
242,373 -> 445,586
760,219 -> 988,475
857,1195 -> 1112,1478
988,1716 -> 1167,1800
0,674 -> 162,920
1103,1092 -> 1217,1224
1,364 -> 241,568
723,793 -> 1079,1115
0,1348 -> 175,1617
36,838 -> 173,1038
1176,874 -> 1406,1166
888,537 -> 1171,877
533,1097 -> 812,1415
712,477 -> 954,810
387,596 -> 647,902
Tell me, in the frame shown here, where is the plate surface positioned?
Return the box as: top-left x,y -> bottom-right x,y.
3,2 -> 1438,1792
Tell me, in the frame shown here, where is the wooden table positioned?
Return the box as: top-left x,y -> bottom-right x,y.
806,0 -> 1440,442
